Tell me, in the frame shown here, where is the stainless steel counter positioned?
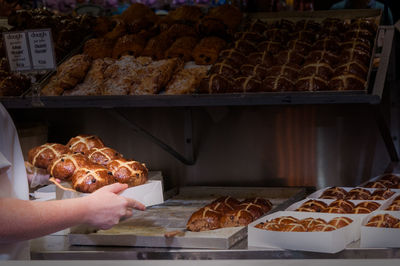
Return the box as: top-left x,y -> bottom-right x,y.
30,234 -> 400,260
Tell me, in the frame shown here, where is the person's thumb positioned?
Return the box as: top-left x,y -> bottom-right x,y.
101,183 -> 128,194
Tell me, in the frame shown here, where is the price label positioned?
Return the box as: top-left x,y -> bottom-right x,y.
27,29 -> 56,71
2,31 -> 32,71
2,29 -> 56,72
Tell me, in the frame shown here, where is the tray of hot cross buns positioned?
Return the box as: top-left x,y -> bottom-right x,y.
68,186 -> 307,249
249,181 -> 400,253
27,134 -> 163,206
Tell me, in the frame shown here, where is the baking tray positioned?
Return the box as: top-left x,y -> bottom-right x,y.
68,186 -> 307,249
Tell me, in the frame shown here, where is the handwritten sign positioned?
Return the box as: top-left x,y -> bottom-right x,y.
27,29 -> 56,70
2,31 -> 31,71
2,29 -> 56,72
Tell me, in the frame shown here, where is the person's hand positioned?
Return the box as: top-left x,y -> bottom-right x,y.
83,183 -> 145,230
25,162 -> 51,188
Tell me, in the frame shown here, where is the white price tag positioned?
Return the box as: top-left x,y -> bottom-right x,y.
2,31 -> 32,71
27,29 -> 56,71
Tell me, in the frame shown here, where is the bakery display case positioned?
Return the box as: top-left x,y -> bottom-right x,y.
1,3 -> 400,263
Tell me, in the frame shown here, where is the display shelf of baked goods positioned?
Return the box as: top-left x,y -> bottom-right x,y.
29,186 -> 400,260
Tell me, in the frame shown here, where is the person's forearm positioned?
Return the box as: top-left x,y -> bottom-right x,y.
0,197 -> 90,244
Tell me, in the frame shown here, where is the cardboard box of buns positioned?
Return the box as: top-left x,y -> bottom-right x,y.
360,211 -> 400,248
248,211 -> 357,253
55,171 -> 164,207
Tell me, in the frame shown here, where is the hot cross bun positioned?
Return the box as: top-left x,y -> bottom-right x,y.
328,217 -> 352,229
28,143 -> 70,169
67,135 -> 105,155
71,163 -> 115,193
186,207 -> 222,232
241,198 -> 272,213
366,214 -> 399,228
47,153 -> 89,180
220,209 -> 254,228
329,199 -> 355,213
87,147 -> 123,166
346,188 -> 371,200
107,158 -> 148,187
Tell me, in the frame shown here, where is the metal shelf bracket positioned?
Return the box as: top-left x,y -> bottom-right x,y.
109,108 -> 196,165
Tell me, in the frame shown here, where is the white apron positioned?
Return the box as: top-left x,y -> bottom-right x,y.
0,103 -> 30,260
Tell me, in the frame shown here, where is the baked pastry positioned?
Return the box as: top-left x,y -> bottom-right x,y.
241,198 -> 272,213
328,217 -> 352,229
379,174 -> 400,185
312,37 -> 340,53
371,189 -> 394,200
141,32 -> 174,60
366,214 -> 399,228
211,196 -> 241,209
255,222 -> 284,231
287,39 -> 311,54
245,19 -> 268,33
346,188 -> 371,200
275,50 -> 304,66
220,209 -> 254,228
71,163 -> 115,193
112,34 -> 147,59
290,30 -> 315,44
329,74 -> 365,91
269,216 -> 299,225
329,199 -> 355,213
386,204 -> 400,211
198,74 -> 234,94
132,58 -> 182,95
233,40 -> 257,54
363,181 -> 389,189
120,3 -> 157,25
296,207 -> 317,212
186,207 -> 222,232
257,40 -> 281,54
300,218 -> 327,229
210,60 -> 239,79
87,147 -> 123,166
354,201 -> 380,211
298,200 -> 328,212
47,153 -> 89,180
281,223 -> 307,232
340,48 -> 370,66
233,76 -> 262,93
64,58 -> 114,96
207,4 -> 242,30
104,19 -> 127,40
341,39 -> 370,54
235,31 -> 265,44
28,143 -> 70,169
323,206 -> 347,214
102,55 -> 151,95
262,75 -> 294,92
67,135 -> 105,155
83,38 -> 114,59
107,158 -> 148,187
164,66 -> 208,95
295,20 -> 320,32
299,60 -> 334,81
166,5 -> 203,25
42,54 -> 92,95
193,37 -> 227,65
196,16 -> 227,37
240,64 -> 268,80
320,187 -> 348,199
165,36 -> 197,61
266,64 -> 298,81
247,51 -> 274,67
219,49 -> 247,67
334,60 -> 368,79
307,50 -> 338,65
166,24 -> 197,40
264,28 -> 289,43
296,74 -> 329,91
309,223 -> 337,232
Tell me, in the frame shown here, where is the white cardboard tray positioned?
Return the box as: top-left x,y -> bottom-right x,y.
248,211 -> 357,253
55,171 -> 164,207
307,186 -> 399,199
360,210 -> 400,248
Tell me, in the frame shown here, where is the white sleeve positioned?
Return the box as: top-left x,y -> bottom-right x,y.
0,152 -> 11,174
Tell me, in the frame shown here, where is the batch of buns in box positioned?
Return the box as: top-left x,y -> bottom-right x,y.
41,3 -> 377,96
27,135 -> 148,193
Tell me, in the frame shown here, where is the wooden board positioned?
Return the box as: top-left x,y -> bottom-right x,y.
69,186 -> 306,249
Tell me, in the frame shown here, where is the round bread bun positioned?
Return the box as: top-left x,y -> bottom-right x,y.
47,152 -> 89,180
87,147 -> 123,166
67,134 -> 105,155
107,158 -> 148,187
28,143 -> 70,169
328,217 -> 353,228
